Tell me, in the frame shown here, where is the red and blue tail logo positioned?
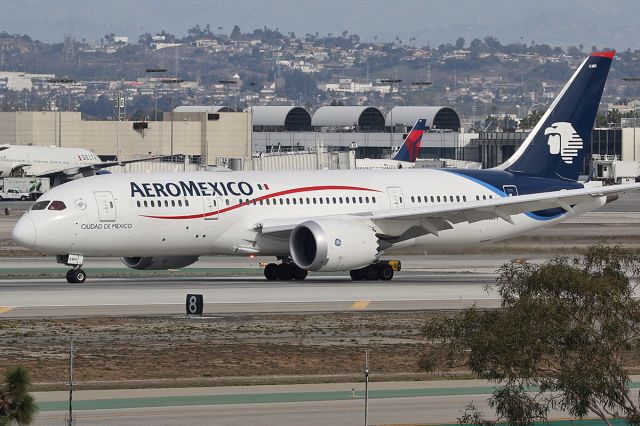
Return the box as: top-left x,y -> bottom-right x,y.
392,119 -> 427,162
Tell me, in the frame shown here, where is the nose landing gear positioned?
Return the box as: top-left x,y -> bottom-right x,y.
57,254 -> 86,284
65,268 -> 87,284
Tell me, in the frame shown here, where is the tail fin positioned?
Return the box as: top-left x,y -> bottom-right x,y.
497,51 -> 614,181
392,119 -> 427,162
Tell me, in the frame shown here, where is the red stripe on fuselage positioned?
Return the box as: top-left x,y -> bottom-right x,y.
139,185 -> 382,220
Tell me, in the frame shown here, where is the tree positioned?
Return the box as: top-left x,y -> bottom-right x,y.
421,245 -> 640,425
0,366 -> 37,425
518,109 -> 543,130
230,25 -> 242,40
456,37 -> 465,50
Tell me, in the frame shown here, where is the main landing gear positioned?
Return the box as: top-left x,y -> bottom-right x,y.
264,258 -> 308,281
57,254 -> 86,284
349,260 -> 401,281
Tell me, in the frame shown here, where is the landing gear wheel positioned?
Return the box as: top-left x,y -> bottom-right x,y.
365,266 -> 379,281
264,263 -> 279,281
377,264 -> 394,281
66,269 -> 86,284
292,266 -> 308,281
350,269 -> 365,281
276,263 -> 293,281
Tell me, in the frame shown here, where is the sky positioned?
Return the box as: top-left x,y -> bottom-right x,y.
2,0 -> 640,50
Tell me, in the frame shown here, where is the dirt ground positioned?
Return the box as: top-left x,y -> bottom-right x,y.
0,311 -> 451,391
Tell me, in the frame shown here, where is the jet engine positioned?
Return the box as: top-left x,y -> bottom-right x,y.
289,219 -> 380,272
121,256 -> 199,270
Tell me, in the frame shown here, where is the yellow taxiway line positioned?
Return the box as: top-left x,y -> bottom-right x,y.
350,300 -> 371,310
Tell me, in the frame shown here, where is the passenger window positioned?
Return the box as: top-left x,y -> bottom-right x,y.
366,197 -> 370,203
476,195 -> 480,201
352,197 -> 356,203
345,197 -> 349,204
372,197 -> 376,203
164,200 -> 169,207
136,201 -> 141,208
293,198 -> 297,205
339,197 -> 343,204
332,197 -> 337,204
144,200 -> 148,207
226,199 -> 230,206
306,197 -> 310,204
450,196 -> 454,202
456,196 -> 460,202
279,199 -> 284,205
299,198 -> 303,205
483,195 -> 487,200
489,195 -> 493,199
411,196 -> 415,203
266,199 -> 270,205
319,198 -> 323,204
178,200 -> 183,207
326,197 -> 330,204
437,196 -> 441,202
313,197 -> 317,204
259,200 -> 263,205
286,199 -> 290,205
417,196 -> 422,203
150,200 -> 155,207
430,196 -> 434,202
359,197 -> 363,203
463,196 -> 466,202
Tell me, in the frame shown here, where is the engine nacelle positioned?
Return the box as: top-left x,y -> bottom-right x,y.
289,219 -> 379,272
121,256 -> 199,270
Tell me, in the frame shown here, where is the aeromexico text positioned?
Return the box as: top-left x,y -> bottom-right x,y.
130,181 -> 255,198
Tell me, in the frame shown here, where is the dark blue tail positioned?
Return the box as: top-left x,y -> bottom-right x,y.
392,119 -> 428,162
498,51 -> 614,181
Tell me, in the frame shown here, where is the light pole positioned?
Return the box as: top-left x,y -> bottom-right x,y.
380,78 -> 402,154
146,68 -> 167,121
47,79 -> 75,147
161,78 -> 184,157
624,77 -> 640,161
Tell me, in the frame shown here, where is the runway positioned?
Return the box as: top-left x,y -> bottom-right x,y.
0,272 -> 501,318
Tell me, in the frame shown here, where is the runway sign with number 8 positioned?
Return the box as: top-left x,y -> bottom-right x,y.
186,294 -> 203,316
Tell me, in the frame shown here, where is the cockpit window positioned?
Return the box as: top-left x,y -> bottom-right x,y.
31,200 -> 50,210
48,201 -> 66,211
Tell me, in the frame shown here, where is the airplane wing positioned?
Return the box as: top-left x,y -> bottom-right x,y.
258,182 -> 640,243
36,156 -> 168,178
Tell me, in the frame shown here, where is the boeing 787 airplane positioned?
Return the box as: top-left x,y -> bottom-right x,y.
13,51 -> 637,284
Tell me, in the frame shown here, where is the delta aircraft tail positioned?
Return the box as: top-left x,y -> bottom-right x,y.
392,119 -> 427,162
497,51 -> 615,181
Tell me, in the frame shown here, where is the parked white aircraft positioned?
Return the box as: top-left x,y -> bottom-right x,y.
0,145 -> 160,186
13,51 -> 637,284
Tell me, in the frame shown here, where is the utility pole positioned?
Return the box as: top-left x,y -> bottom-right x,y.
67,337 -> 74,426
364,350 -> 369,426
624,77 -> 640,161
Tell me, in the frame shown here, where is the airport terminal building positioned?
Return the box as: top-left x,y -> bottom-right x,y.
0,106 -> 633,174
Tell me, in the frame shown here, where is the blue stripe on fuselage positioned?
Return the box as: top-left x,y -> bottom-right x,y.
443,169 -> 583,221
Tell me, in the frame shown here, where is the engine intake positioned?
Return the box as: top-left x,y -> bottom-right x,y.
121,256 -> 199,270
289,219 -> 379,272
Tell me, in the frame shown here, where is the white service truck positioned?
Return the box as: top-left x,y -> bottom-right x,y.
0,177 -> 51,200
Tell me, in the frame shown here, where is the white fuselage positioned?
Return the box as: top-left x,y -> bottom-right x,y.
0,145 -> 102,176
16,169 -> 605,258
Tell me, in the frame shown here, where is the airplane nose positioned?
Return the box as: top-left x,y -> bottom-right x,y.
12,215 -> 36,248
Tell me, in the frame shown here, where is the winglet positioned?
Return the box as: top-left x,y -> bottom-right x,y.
591,50 -> 615,59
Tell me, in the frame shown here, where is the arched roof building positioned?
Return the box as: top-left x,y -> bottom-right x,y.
312,106 -> 385,131
385,106 -> 461,132
174,105 -> 236,112
250,106 -> 311,131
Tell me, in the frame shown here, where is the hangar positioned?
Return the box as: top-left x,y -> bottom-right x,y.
386,106 -> 461,132
250,106 -> 311,131
312,106 -> 385,131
